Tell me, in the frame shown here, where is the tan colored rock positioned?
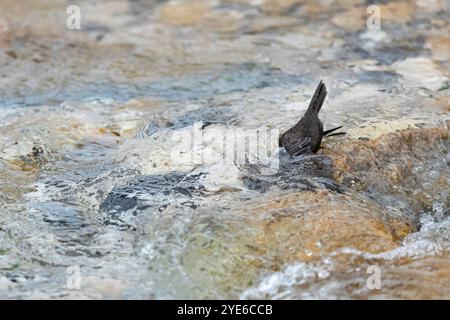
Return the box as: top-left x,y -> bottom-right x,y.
426,36 -> 450,62
0,17 -> 9,33
262,0 -> 303,16
155,1 -> 241,33
327,128 -> 448,178
331,7 -> 366,32
324,127 -> 449,211
246,16 -> 299,34
246,190 -> 411,257
416,0 -> 447,14
378,1 -> 416,24
300,0 -> 366,18
156,1 -> 211,26
427,95 -> 450,111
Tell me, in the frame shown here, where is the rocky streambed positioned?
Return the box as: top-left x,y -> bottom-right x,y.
0,0 -> 449,299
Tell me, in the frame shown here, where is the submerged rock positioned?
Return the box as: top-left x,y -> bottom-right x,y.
241,152 -> 337,193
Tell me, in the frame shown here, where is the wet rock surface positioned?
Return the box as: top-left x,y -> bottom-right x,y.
326,128 -> 449,214
0,0 -> 449,299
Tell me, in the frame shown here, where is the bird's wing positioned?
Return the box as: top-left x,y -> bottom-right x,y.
306,81 -> 327,115
285,137 -> 312,156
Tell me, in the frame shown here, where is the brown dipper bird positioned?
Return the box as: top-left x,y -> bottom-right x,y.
279,81 -> 345,156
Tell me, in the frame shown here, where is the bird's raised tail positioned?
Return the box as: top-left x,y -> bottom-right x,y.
306,81 -> 327,115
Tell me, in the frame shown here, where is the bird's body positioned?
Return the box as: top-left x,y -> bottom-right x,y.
280,109 -> 324,153
279,81 -> 344,156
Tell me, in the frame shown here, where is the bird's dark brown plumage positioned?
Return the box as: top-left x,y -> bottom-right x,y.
279,81 -> 345,156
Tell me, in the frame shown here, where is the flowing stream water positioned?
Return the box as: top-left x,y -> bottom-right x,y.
0,0 -> 449,299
